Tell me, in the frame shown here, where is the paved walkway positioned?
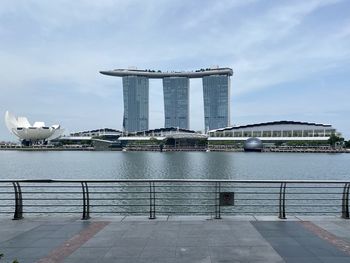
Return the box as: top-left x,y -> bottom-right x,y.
0,216 -> 350,263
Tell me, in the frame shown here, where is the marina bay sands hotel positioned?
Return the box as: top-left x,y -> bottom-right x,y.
100,67 -> 233,132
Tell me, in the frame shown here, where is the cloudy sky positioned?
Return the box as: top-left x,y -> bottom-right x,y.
1,0 -> 349,141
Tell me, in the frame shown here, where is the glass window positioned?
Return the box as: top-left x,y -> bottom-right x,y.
304,130 -> 313,137
272,131 -> 281,137
253,131 -> 261,137
325,129 -> 334,136
293,130 -> 302,137
262,131 -> 271,137
234,131 -> 242,137
282,131 -> 292,137
314,130 -> 324,137
243,131 -> 252,137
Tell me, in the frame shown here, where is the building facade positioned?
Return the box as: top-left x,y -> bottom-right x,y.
203,75 -> 230,131
122,76 -> 149,132
100,68 -> 233,132
163,77 -> 189,129
208,121 -> 339,144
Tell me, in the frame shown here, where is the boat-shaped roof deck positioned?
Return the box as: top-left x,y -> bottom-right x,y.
100,68 -> 233,78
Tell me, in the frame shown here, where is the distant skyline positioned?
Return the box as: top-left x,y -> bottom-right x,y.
1,0 -> 349,140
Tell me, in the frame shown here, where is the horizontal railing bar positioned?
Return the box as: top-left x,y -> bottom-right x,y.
1,211 -> 339,214
0,198 -> 343,201
0,198 -> 212,201
0,185 -> 344,190
234,198 -> 341,201
2,191 -> 343,195
0,179 -> 349,183
18,191 -> 213,194
0,204 -> 341,207
232,192 -> 342,195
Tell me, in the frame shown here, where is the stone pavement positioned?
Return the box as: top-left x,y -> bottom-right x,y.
0,216 -> 350,263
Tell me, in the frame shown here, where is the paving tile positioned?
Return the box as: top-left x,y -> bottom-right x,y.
254,215 -> 300,221
114,237 -> 149,247
221,215 -> 256,221
210,258 -> 244,263
151,229 -> 179,239
177,237 -> 210,247
176,246 -> 210,259
90,216 -> 125,222
146,237 -> 177,247
99,257 -> 139,263
272,244 -> 316,258
264,237 -> 301,247
26,237 -> 67,248
248,246 -> 285,261
210,246 -> 251,259
140,246 -> 176,258
319,257 -> 350,263
284,257 -> 321,263
103,246 -> 144,257
81,236 -> 117,248
168,216 -> 209,221
234,236 -> 268,246
66,247 -> 110,260
92,229 -> 126,238
14,246 -> 51,259
307,246 -> 348,257
293,236 -> 330,247
63,258 -> 98,263
33,224 -> 64,231
138,257 -> 177,263
123,216 -> 167,221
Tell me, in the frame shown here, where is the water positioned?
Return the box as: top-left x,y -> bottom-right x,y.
0,151 -> 349,180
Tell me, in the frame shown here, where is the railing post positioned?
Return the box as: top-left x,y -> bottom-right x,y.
341,183 -> 349,219
149,182 -> 156,219
12,182 -> 23,220
215,182 -> 221,219
278,182 -> 287,219
81,182 -> 90,220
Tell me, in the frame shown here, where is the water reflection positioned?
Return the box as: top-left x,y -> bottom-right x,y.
0,151 -> 349,180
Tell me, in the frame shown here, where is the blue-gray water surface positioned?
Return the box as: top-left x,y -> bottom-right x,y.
1,151 -> 349,180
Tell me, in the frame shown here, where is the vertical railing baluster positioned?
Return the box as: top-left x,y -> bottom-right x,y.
81,182 -> 90,220
85,182 -> 90,219
215,182 -> 221,219
278,182 -> 287,219
342,183 -> 349,219
12,182 -> 23,220
149,181 -> 156,219
81,182 -> 86,220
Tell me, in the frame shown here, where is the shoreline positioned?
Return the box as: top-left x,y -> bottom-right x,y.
0,145 -> 349,153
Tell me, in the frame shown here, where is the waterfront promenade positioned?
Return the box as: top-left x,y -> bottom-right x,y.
1,216 -> 350,263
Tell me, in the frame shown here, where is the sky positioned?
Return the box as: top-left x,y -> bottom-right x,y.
0,0 -> 349,141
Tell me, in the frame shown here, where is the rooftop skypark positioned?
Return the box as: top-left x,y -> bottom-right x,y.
100,67 -> 233,79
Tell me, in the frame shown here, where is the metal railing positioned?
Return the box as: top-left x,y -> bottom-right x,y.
0,179 -> 349,220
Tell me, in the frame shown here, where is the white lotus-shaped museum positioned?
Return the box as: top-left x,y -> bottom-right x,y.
5,111 -> 64,142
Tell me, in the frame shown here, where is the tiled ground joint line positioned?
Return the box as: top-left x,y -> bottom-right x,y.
300,221 -> 350,255
36,221 -> 109,263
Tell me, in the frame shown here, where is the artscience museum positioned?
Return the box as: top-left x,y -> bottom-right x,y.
4,111 -> 64,145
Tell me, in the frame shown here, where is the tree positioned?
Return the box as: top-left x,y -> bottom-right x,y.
345,140 -> 350,148
328,133 -> 344,147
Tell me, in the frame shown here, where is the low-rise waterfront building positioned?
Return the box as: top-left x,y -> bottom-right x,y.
119,127 -> 207,148
56,128 -> 122,146
208,121 -> 340,147
69,128 -> 122,138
